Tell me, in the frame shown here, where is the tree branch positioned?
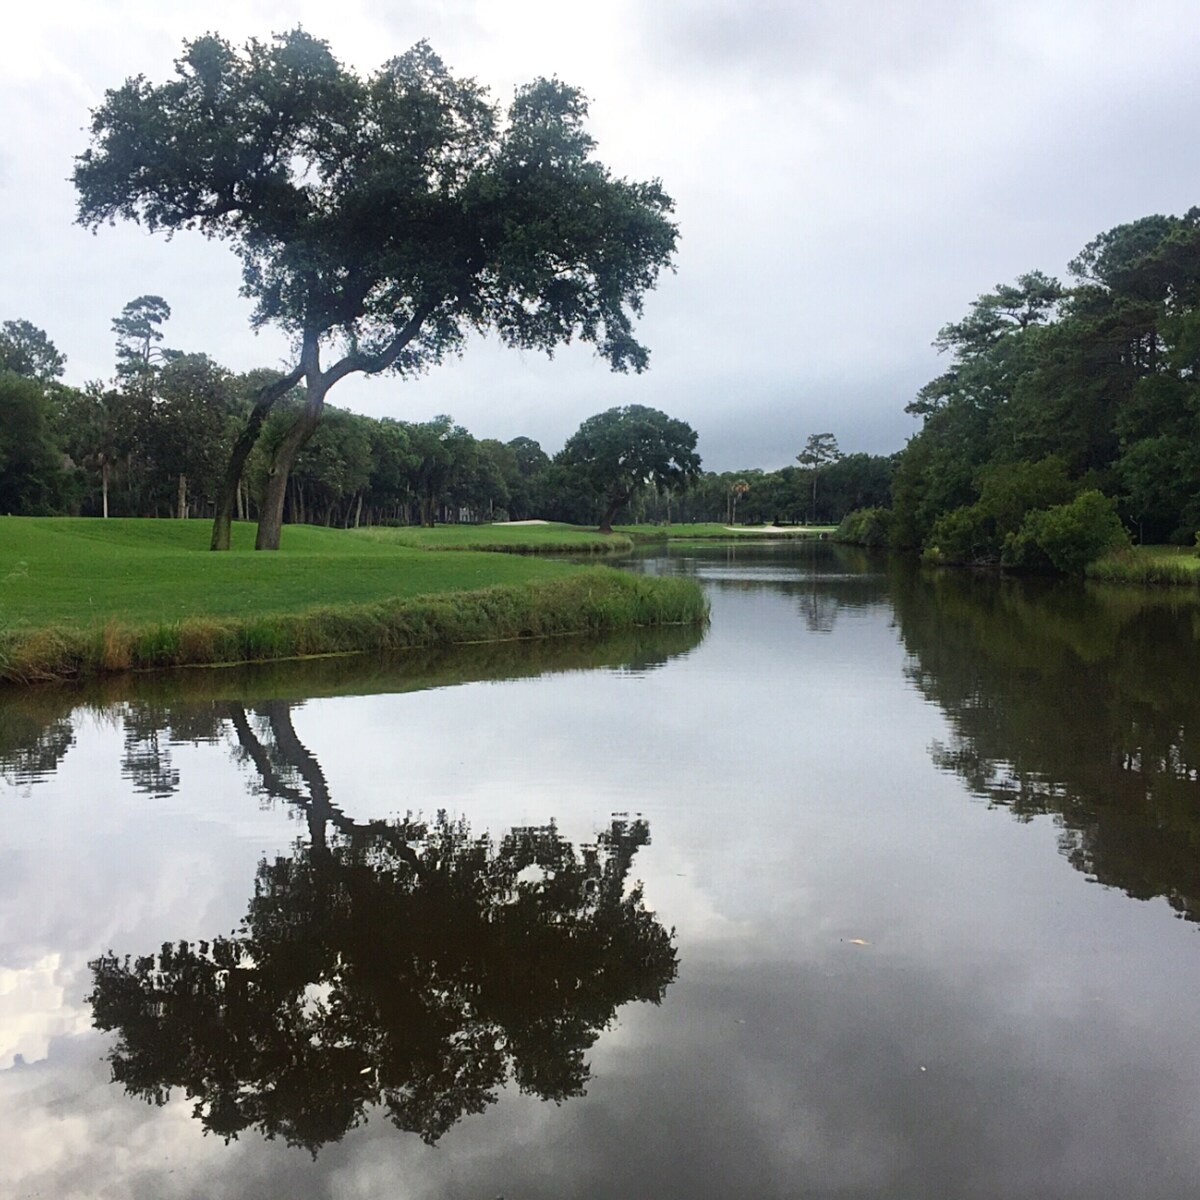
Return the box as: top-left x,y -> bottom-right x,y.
322,302 -> 437,387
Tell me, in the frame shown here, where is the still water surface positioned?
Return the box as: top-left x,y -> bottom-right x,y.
3,543 -> 1200,1198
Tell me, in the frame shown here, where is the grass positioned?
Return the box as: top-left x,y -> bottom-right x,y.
1087,544 -> 1200,586
0,518 -> 707,683
0,518 -> 577,628
353,522 -> 633,554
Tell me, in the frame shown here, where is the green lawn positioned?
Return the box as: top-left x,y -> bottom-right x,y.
0,518 -> 575,630
353,522 -> 632,553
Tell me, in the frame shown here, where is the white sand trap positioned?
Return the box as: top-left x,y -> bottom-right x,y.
725,525 -> 814,534
493,519 -> 551,525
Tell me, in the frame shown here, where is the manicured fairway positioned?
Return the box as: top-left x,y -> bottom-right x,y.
354,522 -> 633,553
0,518 -> 575,630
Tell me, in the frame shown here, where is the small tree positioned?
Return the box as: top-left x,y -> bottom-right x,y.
730,479 -> 749,524
74,30 -> 678,550
558,404 -> 701,533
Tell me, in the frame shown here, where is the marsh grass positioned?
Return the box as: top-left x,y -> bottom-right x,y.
1087,546 -> 1200,586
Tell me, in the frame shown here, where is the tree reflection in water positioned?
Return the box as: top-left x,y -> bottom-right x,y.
892,565 -> 1200,923
88,701 -> 677,1153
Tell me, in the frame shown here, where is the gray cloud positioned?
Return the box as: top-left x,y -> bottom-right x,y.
3,1 -> 1200,471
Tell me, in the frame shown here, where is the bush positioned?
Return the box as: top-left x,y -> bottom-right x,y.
1002,490 -> 1130,575
975,456 -> 1075,532
923,502 -> 997,564
835,507 -> 892,547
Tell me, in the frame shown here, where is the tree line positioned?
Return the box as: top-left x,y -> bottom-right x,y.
0,308 -> 893,530
841,208 -> 1200,569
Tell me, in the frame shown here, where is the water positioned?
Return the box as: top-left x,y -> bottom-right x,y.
3,542 -> 1200,1198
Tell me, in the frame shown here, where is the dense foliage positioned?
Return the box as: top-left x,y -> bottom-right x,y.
876,209 -> 1200,570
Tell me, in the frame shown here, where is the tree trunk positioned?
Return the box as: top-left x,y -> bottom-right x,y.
210,366 -> 303,550
101,461 -> 109,519
176,473 -> 187,520
598,495 -> 626,534
256,387 -> 327,550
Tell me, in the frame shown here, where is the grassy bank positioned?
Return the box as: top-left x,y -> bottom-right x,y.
1087,545 -> 1200,586
354,522 -> 634,554
0,518 -> 707,683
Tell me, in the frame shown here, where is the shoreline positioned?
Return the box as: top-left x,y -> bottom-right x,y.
0,569 -> 708,686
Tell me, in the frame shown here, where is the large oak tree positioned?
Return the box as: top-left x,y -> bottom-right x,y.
74,29 -> 678,549
558,404 -> 701,532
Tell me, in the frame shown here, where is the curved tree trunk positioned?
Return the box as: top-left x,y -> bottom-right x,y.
210,368 -> 304,550
255,386 -> 327,550
598,494 -> 626,534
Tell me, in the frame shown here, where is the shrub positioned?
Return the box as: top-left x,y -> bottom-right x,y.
1002,490 -> 1130,575
835,507 -> 892,547
923,502 -> 997,564
975,456 -> 1075,532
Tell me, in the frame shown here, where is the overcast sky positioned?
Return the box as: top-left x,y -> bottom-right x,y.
3,0 -> 1199,470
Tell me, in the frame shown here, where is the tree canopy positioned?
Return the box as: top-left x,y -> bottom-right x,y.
0,319 -> 66,381
74,29 -> 678,550
879,207 -> 1200,564
558,404 -> 701,531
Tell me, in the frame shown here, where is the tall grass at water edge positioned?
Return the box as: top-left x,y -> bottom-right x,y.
0,569 -> 708,684
1086,545 -> 1200,586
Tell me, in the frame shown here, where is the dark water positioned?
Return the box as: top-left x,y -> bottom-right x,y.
3,543 -> 1200,1199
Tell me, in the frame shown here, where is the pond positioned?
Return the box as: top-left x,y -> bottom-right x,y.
3,542 -> 1200,1199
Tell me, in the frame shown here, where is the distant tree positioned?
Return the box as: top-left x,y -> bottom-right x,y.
152,354 -> 237,518
0,373 -> 72,514
815,453 -> 893,523
286,406 -> 375,526
74,30 -> 678,551
111,296 -> 182,380
403,415 -> 478,526
505,436 -> 551,520
53,383 -> 124,517
795,433 -> 842,520
0,319 -> 66,381
558,405 -> 701,533
364,418 -> 417,525
730,479 -> 749,524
